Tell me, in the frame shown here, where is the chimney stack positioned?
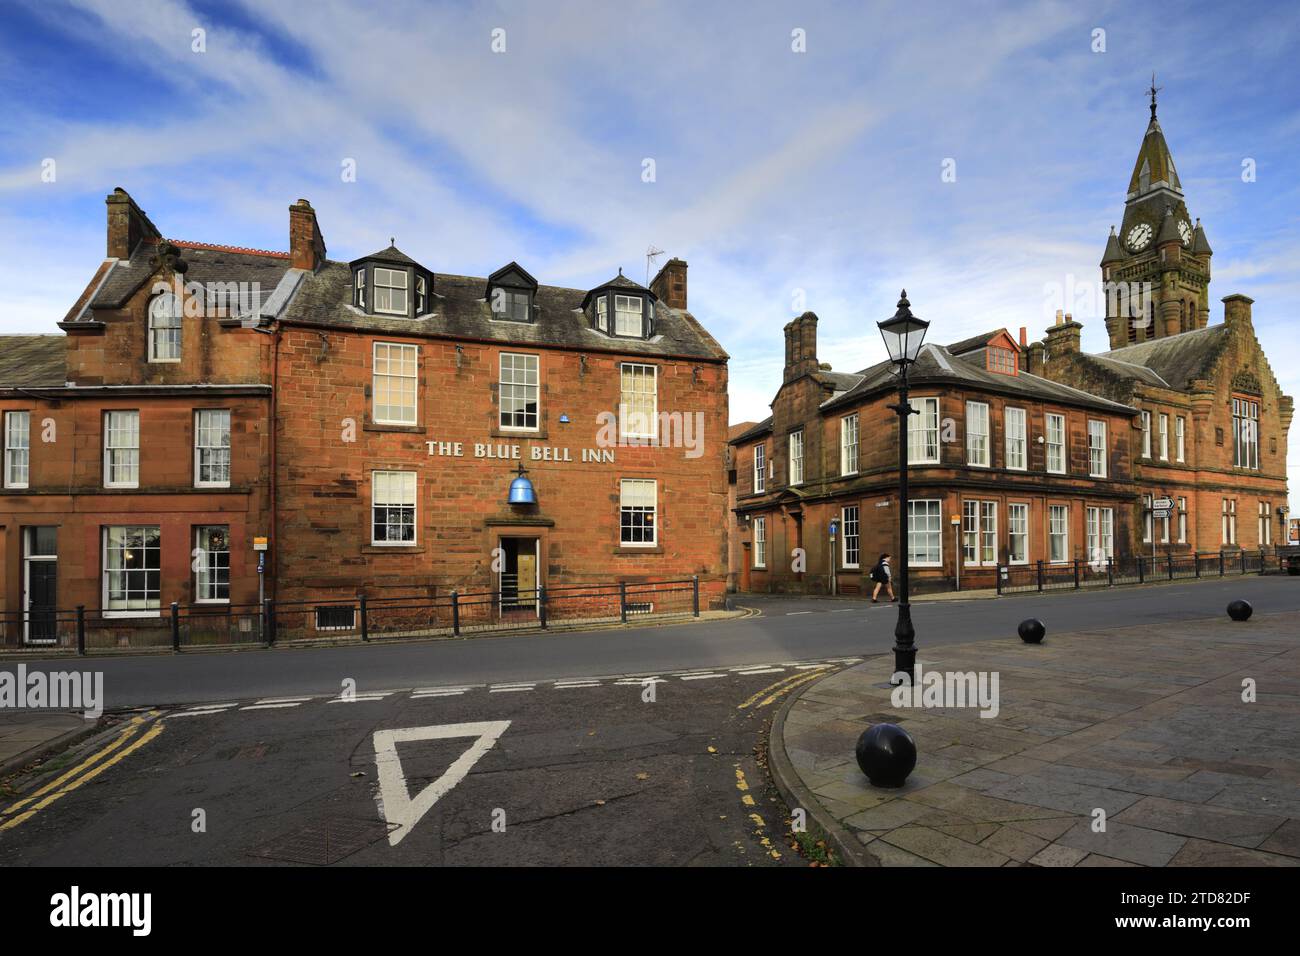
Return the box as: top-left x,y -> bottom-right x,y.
105,187 -> 160,260
1019,326 -> 1028,347
289,199 -> 327,272
1044,313 -> 1083,355
1222,294 -> 1254,329
783,312 -> 819,383
649,257 -> 688,310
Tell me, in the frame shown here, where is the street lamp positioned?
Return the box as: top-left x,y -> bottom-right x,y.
877,290 -> 929,686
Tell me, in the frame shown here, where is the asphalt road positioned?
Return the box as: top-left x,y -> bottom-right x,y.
0,663 -> 840,866
3,577 -> 1296,710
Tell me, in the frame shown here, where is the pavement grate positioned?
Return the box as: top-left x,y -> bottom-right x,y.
248,815 -> 399,866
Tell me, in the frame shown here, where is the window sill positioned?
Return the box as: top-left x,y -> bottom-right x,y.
102,610 -> 161,619
614,545 -> 663,556
492,426 -> 547,440
365,421 -> 422,434
363,544 -> 424,554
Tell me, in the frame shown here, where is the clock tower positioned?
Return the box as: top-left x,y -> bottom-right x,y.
1100,79 -> 1213,349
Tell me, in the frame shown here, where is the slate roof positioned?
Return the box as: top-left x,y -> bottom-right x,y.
353,243 -> 423,268
944,330 -> 1003,356
1095,324 -> 1229,390
0,335 -> 67,388
824,341 -> 1135,414
281,261 -> 728,361
730,417 -> 773,443
80,240 -> 292,316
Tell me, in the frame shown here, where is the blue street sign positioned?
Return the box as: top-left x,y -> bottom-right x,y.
829,519 -> 838,538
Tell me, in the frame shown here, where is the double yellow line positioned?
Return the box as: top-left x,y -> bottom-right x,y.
737,666 -> 832,711
0,712 -> 164,832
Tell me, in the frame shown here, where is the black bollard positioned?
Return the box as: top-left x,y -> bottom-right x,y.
855,723 -> 917,788
1226,600 -> 1253,622
1018,618 -> 1046,644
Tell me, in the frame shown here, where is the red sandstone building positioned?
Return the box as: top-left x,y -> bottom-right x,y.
0,190 -> 729,643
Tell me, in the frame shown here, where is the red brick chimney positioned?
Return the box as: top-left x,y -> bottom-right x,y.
105,187 -> 160,259
783,312 -> 819,383
289,199 -> 327,271
650,257 -> 688,310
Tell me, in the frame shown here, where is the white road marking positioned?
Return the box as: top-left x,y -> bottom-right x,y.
328,694 -> 390,704
255,696 -> 314,705
795,663 -> 832,670
553,681 -> 600,689
413,687 -> 473,695
679,673 -> 725,680
614,677 -> 666,685
736,667 -> 785,675
411,689 -> 467,698
167,708 -> 229,718
831,608 -> 856,613
489,684 -> 534,693
241,702 -> 304,711
374,721 -> 511,847
785,611 -> 813,615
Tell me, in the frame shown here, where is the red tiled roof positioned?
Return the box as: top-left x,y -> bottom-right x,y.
152,238 -> 290,259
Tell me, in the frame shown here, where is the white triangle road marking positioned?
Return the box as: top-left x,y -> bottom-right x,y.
373,721 -> 511,847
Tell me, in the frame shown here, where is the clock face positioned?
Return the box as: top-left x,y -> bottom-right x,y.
1178,219 -> 1193,245
1126,222 -> 1153,251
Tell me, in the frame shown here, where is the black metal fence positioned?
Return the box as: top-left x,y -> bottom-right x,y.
996,549 -> 1279,595
0,577 -> 702,655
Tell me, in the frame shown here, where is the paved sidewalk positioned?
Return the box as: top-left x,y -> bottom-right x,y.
0,712 -> 95,776
772,612 -> 1300,867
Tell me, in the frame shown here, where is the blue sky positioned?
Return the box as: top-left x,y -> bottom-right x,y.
2,0 -> 1298,495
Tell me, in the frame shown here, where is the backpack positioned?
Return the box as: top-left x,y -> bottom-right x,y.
869,562 -> 884,583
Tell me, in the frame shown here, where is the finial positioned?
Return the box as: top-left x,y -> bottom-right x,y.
514,462 -> 529,477
618,267 -> 623,276
894,289 -> 913,316
1147,72 -> 1161,119
1109,225 -> 1116,234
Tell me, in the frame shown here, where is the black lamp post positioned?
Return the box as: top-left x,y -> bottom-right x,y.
877,290 -> 930,686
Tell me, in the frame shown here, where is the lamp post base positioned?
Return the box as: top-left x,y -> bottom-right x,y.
891,601 -> 916,686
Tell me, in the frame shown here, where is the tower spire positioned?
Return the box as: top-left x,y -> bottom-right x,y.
1147,73 -> 1161,120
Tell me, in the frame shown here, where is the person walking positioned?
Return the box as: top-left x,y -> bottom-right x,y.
870,553 -> 895,603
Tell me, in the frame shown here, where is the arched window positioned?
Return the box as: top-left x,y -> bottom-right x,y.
149,292 -> 182,362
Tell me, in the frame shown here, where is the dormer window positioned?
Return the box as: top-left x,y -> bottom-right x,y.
374,267 -> 408,315
148,292 -> 182,362
614,295 -> 644,336
415,275 -> 427,314
987,345 -> 1017,375
492,289 -> 532,322
354,269 -> 366,309
595,296 -> 609,332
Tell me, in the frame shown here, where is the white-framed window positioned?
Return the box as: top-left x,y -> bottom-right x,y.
354,269 -> 366,309
619,363 -> 657,440
788,430 -> 804,485
1007,503 -> 1029,565
753,444 -> 766,494
1046,413 -> 1066,474
907,499 -> 942,567
1157,413 -> 1169,461
1140,410 -> 1152,458
1177,497 -> 1188,544
1232,398 -> 1259,469
1004,407 -> 1026,471
1048,505 -> 1069,563
373,342 -> 419,425
962,500 -> 998,565
840,414 -> 859,476
372,471 -> 417,545
841,505 -> 860,568
614,294 -> 644,336
4,410 -> 30,488
753,516 -> 767,568
908,397 -> 940,464
1175,416 -> 1186,462
148,292 -> 182,362
619,478 -> 657,547
965,401 -> 990,467
194,525 -> 230,603
194,409 -> 231,488
1088,419 -> 1107,478
1159,500 -> 1170,543
1259,501 -> 1272,547
1086,507 -> 1114,563
1221,498 -> 1236,545
373,267 -> 409,315
103,410 -> 140,488
595,296 -> 608,332
499,352 -> 540,431
415,275 -> 428,314
103,525 -> 161,616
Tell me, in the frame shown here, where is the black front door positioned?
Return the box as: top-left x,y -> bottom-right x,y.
24,527 -> 58,644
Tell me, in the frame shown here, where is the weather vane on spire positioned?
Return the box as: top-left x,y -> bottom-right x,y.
1147,73 -> 1161,119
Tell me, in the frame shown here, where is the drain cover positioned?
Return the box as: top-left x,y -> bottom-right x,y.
249,816 -> 399,865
